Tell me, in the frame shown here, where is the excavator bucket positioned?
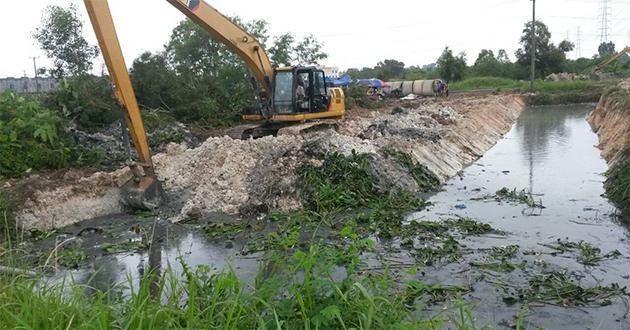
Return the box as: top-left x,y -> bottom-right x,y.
120,175 -> 165,210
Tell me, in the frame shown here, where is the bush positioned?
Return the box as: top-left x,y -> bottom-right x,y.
0,91 -> 101,178
44,75 -> 118,131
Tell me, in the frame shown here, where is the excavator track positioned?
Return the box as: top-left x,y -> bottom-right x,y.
226,119 -> 339,139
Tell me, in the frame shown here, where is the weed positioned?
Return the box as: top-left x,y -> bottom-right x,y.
471,260 -> 526,272
405,280 -> 471,304
57,247 -> 87,269
503,271 -> 626,307
28,228 -> 59,241
413,235 -> 461,266
445,218 -> 494,235
605,157 -> 630,218
204,222 -> 249,240
496,187 -> 544,208
101,240 -> 148,254
299,151 -> 425,213
384,148 -> 441,192
490,245 -> 519,259
543,239 -> 622,266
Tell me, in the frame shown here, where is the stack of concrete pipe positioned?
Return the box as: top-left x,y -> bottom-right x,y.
385,80 -> 439,97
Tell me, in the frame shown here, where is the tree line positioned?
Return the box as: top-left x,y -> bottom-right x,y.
349,21 -> 629,82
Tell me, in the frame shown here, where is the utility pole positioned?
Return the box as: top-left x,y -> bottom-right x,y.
576,26 -> 582,58
530,0 -> 536,93
599,0 -> 610,44
30,56 -> 40,93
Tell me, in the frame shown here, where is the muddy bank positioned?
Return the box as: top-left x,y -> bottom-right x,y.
13,94 -> 524,229
588,79 -> 630,217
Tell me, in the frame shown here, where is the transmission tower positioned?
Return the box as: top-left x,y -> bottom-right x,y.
576,26 -> 582,58
598,0 -> 611,43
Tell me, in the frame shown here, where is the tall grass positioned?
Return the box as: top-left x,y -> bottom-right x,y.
450,76 -> 615,93
0,241 -> 471,329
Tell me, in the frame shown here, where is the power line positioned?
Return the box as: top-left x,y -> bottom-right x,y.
599,0 -> 612,43
577,26 -> 582,57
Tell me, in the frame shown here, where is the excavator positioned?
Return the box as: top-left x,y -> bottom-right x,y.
591,46 -> 630,77
83,0 -> 345,209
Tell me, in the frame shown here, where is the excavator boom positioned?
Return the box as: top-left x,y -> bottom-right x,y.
592,46 -> 630,73
166,0 -> 274,96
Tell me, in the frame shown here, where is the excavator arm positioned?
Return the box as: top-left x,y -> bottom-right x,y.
166,0 -> 275,97
592,46 -> 630,74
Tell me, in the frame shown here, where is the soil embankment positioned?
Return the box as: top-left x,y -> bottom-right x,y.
14,94 -> 525,229
588,79 -> 630,216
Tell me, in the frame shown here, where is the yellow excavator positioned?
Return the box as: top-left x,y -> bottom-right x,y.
591,46 -> 630,77
83,0 -> 345,209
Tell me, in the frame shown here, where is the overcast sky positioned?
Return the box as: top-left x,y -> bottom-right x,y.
1,0 -> 629,78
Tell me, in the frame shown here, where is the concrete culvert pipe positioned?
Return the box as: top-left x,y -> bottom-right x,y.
401,81 -> 414,96
413,80 -> 436,96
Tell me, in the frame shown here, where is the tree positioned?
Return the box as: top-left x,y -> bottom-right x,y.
437,47 -> 467,81
130,52 -> 181,109
598,41 -> 616,57
374,59 -> 405,80
33,4 -> 99,78
404,66 -> 426,80
497,49 -> 510,63
515,20 -> 567,77
268,33 -> 295,67
472,49 -> 501,77
559,40 -> 575,53
294,35 -> 328,66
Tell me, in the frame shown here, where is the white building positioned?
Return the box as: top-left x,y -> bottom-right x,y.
0,77 -> 59,94
317,66 -> 342,78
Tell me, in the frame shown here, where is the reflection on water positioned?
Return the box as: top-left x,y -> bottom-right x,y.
410,104 -> 630,329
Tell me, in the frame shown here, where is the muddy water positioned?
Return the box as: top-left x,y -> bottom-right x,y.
410,104 -> 630,328
47,104 -> 630,328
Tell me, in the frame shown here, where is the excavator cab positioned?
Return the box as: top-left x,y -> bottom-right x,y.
272,67 -> 329,115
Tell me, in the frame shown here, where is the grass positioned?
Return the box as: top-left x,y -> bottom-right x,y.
450,77 -> 613,93
0,238 -> 481,329
449,77 -> 616,105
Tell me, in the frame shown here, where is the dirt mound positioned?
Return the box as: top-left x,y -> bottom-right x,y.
588,80 -> 630,217
13,94 -> 525,229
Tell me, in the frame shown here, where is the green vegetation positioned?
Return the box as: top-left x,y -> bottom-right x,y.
600,85 -> 630,113
101,240 -> 148,254
57,246 -> 87,269
504,271 -> 626,306
344,86 -> 383,110
299,152 -> 425,212
495,187 -> 544,208
543,239 -> 622,266
606,161 -> 630,219
384,148 -> 441,192
0,245 -> 451,329
0,91 -> 102,178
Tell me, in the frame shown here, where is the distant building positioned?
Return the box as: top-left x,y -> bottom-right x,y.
317,66 -> 342,78
0,77 -> 59,94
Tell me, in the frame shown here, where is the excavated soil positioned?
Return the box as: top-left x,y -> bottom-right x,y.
588,79 -> 630,166
12,94 -> 525,229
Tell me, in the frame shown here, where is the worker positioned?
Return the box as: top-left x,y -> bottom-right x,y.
445,80 -> 449,97
296,76 -> 309,110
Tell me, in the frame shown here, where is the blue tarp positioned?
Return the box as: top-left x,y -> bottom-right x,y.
355,78 -> 387,88
325,74 -> 352,87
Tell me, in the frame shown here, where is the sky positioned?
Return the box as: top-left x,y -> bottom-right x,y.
1,0 -> 630,78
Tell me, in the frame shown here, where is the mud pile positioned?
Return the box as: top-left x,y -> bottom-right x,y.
14,94 -> 525,229
588,79 -> 630,216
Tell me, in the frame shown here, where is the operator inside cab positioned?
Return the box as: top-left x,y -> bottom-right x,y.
296,75 -> 310,111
